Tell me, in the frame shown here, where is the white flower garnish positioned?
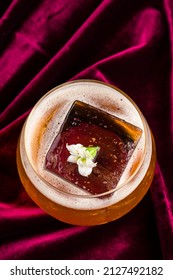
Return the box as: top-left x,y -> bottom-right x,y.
66,143 -> 100,177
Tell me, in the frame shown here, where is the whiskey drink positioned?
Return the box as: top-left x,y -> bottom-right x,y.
16,80 -> 156,225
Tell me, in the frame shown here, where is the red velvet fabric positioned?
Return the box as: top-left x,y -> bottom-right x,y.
0,0 -> 173,260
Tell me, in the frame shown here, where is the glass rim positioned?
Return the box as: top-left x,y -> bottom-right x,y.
22,79 -> 149,199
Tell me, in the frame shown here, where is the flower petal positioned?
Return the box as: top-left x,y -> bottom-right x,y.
66,143 -> 83,156
78,164 -> 93,177
85,157 -> 97,168
67,155 -> 78,163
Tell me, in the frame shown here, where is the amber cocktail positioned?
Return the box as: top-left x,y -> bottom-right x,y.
17,80 -> 156,225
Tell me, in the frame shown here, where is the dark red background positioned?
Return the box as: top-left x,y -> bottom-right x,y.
0,0 -> 173,259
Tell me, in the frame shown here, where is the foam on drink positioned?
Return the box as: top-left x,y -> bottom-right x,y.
20,81 -> 152,210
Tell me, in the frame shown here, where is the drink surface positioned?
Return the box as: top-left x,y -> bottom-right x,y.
20,80 -> 152,211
